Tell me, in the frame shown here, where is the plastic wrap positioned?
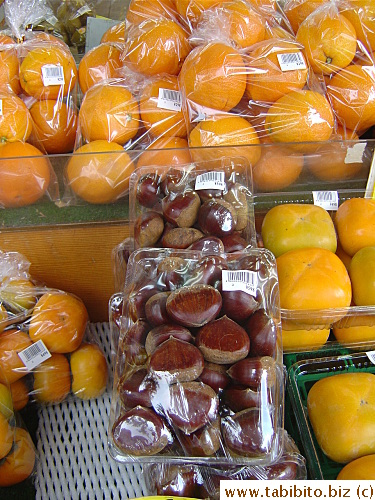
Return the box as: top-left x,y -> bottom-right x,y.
144,431 -> 306,498
130,162 -> 256,251
0,376 -> 37,487
77,42 -> 124,94
122,18 -> 191,77
108,247 -> 284,465
125,0 -> 179,26
54,0 -> 96,53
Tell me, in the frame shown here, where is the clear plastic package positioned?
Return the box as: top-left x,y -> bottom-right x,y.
144,431 -> 306,498
129,161 -> 256,251
108,247 -> 284,465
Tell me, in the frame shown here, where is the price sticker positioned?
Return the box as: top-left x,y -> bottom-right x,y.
222,270 -> 258,297
277,52 -> 307,71
312,190 -> 339,211
0,99 -> 3,116
345,142 -> 366,164
18,339 -> 51,371
157,88 -> 182,112
41,64 -> 65,86
195,171 -> 225,191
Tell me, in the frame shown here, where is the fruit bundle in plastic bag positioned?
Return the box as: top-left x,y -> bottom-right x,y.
144,431 -> 307,498
0,250 -> 108,407
0,370 -> 37,488
108,247 -> 284,465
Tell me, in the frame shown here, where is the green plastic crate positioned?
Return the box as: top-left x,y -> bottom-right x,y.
287,351 -> 375,479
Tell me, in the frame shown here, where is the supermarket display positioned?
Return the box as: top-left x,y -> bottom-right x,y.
1,0 -> 375,496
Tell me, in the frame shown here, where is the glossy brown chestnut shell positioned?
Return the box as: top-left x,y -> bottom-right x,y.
162,227 -> 204,249
178,418 -> 222,456
112,406 -> 172,456
246,309 -> 278,358
166,284 -> 222,327
161,381 -> 219,434
221,289 -> 259,322
162,191 -> 201,228
118,368 -> 156,408
196,315 -> 250,364
145,324 -> 194,355
198,199 -> 237,237
134,211 -> 164,248
149,337 -> 204,383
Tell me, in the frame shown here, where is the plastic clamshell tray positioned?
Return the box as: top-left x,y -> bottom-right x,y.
287,351 -> 375,479
129,160 -> 257,251
108,247 -> 284,466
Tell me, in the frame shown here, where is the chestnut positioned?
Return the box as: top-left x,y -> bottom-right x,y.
120,319 -> 150,366
145,324 -> 194,355
128,279 -> 160,321
166,284 -> 222,327
155,465 -> 207,498
162,191 -> 201,227
188,236 -> 225,254
199,362 -> 231,393
162,227 -> 204,249
145,291 -> 170,326
149,337 -> 204,383
112,406 -> 172,456
222,407 -> 275,457
246,309 -> 278,358
156,256 -> 188,290
118,368 -> 156,408
178,418 -> 221,456
227,356 -> 277,388
134,211 -> 164,248
161,381 -> 219,434
136,173 -> 161,208
196,315 -> 250,364
221,289 -> 259,322
224,184 -> 248,231
187,255 -> 228,287
221,384 -> 261,412
221,233 -> 248,253
161,167 -> 187,195
198,199 -> 237,237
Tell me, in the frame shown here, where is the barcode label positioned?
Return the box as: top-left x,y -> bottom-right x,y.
277,52 -> 307,71
18,339 -> 51,371
312,190 -> 339,211
0,99 -> 3,116
41,64 -> 65,86
157,88 -> 182,111
195,171 -> 225,190
77,5 -> 92,16
222,270 -> 258,296
345,142 -> 366,164
46,15 -> 59,25
366,350 -> 375,364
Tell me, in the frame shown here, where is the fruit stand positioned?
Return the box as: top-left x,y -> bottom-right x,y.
1,0 -> 375,497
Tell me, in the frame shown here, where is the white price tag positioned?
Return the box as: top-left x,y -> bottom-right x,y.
0,99 -> 3,116
77,5 -> 92,16
195,171 -> 225,191
222,270 -> 258,297
345,142 -> 366,164
312,190 -> 339,211
41,64 -> 65,86
157,88 -> 182,112
366,350 -> 375,364
277,52 -> 307,71
18,339 -> 51,371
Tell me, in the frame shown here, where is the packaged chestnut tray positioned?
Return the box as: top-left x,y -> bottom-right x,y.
129,160 -> 257,252
108,247 -> 284,466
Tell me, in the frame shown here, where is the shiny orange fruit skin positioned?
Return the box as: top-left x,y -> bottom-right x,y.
136,136 -> 192,169
334,198 -> 375,257
307,372 -> 375,463
0,142 -> 51,208
276,247 -> 352,311
261,203 -> 337,258
70,343 -> 108,400
337,454 -> 375,479
0,427 -> 36,486
0,412 -> 13,460
0,329 -> 32,384
10,378 -> 29,411
29,291 -> 88,353
349,246 -> 375,306
32,353 -> 71,403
